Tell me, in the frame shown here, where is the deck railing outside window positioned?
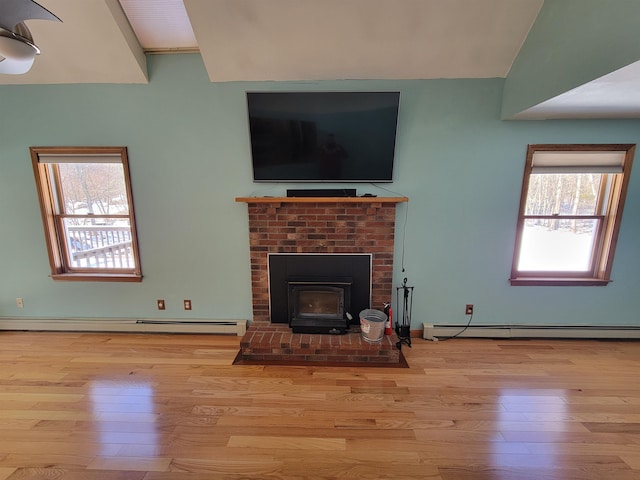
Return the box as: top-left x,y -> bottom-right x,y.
67,225 -> 133,268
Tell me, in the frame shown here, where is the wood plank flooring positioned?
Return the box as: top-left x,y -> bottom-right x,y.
0,332 -> 639,479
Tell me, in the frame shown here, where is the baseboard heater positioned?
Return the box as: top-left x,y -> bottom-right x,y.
423,323 -> 640,341
0,317 -> 247,336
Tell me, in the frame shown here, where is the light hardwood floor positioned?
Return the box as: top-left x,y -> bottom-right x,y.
0,331 -> 639,479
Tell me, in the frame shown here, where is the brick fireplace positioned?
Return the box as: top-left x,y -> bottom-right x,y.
235,196 -> 408,364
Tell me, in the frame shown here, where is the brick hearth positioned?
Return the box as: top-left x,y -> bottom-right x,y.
239,323 -> 401,364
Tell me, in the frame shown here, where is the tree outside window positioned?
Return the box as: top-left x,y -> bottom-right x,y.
31,147 -> 142,282
510,144 -> 634,286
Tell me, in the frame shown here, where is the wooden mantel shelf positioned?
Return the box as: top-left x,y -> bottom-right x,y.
236,196 -> 408,204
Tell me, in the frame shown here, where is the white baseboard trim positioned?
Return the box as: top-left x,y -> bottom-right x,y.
0,317 -> 248,336
423,323 -> 640,341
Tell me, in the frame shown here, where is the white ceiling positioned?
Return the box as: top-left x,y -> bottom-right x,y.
185,0 -> 544,81
1,0 -> 639,119
515,60 -> 640,120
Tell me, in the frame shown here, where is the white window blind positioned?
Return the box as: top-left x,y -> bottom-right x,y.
37,154 -> 122,164
531,151 -> 626,174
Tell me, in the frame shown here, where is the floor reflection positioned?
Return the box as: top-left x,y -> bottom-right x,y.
89,380 -> 159,456
491,388 -> 568,471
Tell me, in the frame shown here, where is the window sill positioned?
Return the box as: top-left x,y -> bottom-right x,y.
510,277 -> 610,286
51,273 -> 143,283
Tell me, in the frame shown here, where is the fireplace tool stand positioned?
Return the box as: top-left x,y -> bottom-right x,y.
395,277 -> 413,350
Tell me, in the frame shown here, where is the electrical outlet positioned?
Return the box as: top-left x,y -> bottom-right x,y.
465,304 -> 474,315
157,299 -> 165,310
184,299 -> 192,310
16,297 -> 24,308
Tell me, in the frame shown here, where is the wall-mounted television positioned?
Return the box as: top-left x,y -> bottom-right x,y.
246,91 -> 400,183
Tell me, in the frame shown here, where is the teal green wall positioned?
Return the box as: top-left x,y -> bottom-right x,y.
1,54 -> 639,328
503,0 -> 640,119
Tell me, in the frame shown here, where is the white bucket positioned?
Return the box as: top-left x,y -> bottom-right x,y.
359,309 -> 387,344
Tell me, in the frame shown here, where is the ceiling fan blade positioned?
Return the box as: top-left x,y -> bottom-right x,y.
0,0 -> 61,30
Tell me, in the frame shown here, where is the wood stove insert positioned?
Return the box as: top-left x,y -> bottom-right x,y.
288,277 -> 352,334
268,253 -> 371,333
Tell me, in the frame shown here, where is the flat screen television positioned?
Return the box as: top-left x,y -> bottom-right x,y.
246,91 -> 400,183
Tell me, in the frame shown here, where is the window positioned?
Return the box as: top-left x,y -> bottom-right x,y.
31,147 -> 142,282
510,144 -> 635,286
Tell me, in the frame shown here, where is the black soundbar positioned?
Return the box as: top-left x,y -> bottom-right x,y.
287,188 -> 357,198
